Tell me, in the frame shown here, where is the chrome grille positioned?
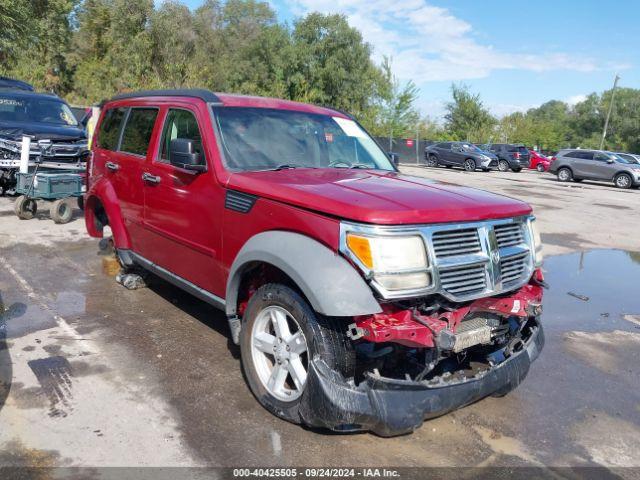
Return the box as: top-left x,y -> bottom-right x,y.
340,216 -> 536,302
432,228 -> 481,257
500,252 -> 529,284
439,264 -> 487,295
494,223 -> 524,248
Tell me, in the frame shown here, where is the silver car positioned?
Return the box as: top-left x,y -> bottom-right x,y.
549,149 -> 640,189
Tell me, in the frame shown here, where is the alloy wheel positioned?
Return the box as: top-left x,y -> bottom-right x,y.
615,174 -> 631,188
498,160 -> 509,172
250,305 -> 308,402
464,159 -> 476,171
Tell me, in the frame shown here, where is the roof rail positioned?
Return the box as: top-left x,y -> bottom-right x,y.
109,89 -> 221,104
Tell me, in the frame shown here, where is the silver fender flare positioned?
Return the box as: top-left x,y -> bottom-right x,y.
226,231 -> 382,318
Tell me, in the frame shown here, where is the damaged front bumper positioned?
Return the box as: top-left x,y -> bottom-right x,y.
299,317 -> 544,437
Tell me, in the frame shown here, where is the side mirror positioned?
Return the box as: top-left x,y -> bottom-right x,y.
388,152 -> 399,165
169,138 -> 206,172
607,158 -> 614,164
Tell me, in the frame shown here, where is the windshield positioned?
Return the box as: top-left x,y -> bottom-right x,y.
616,153 -> 639,164
461,143 -> 483,153
213,107 -> 394,172
0,95 -> 78,126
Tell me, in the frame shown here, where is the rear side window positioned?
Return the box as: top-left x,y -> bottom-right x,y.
97,107 -> 126,151
436,142 -> 451,149
120,108 -> 158,156
159,109 -> 204,163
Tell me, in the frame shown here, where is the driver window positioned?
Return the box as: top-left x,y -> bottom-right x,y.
159,109 -> 205,163
593,152 -> 609,162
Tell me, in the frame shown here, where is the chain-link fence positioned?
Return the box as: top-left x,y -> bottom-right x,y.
373,137 -> 437,165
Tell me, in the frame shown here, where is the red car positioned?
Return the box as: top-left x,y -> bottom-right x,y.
529,149 -> 551,172
85,89 -> 545,436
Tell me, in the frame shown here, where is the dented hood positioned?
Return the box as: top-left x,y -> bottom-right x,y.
228,168 -> 532,225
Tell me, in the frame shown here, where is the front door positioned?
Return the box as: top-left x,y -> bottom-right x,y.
139,104 -> 225,297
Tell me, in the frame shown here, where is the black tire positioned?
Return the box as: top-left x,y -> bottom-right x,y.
240,283 -> 354,424
463,158 -> 476,172
557,167 -> 573,182
77,195 -> 84,211
50,199 -> 73,224
498,160 -> 510,172
614,173 -> 633,189
512,167 -> 522,173
14,195 -> 37,220
426,154 -> 438,168
445,165 -> 453,168
536,164 -> 545,172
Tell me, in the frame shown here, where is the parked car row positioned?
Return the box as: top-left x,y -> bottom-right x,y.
424,142 -> 537,173
423,140 -> 639,189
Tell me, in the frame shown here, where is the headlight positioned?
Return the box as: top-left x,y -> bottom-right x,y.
529,218 -> 543,266
345,233 -> 430,291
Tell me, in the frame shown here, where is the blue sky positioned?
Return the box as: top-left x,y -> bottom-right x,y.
179,0 -> 639,119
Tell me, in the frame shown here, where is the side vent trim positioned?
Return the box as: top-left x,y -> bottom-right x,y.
225,190 -> 258,213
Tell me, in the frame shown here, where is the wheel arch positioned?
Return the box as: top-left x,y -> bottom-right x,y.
226,231 -> 382,319
84,180 -> 131,249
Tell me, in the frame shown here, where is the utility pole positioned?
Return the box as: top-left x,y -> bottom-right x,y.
600,73 -> 620,150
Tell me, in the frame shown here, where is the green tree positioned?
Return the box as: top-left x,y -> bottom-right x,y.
287,13 -> 384,120
367,57 -> 419,138
444,83 -> 496,142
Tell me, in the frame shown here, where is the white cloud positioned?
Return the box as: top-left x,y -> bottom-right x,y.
285,0 -> 602,82
565,94 -> 588,106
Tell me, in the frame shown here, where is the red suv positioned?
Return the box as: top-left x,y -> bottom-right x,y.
85,89 -> 545,436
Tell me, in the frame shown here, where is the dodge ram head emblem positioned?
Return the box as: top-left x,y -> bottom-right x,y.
490,250 -> 500,264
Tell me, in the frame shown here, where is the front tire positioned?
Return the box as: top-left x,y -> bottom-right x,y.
14,195 -> 37,220
614,173 -> 633,189
463,158 -> 476,171
536,164 -> 545,172
240,284 -> 354,424
498,160 -> 510,172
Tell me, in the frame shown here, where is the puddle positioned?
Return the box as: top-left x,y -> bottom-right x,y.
541,250 -> 640,333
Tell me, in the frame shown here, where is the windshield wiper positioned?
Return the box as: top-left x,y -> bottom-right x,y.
349,163 -> 374,169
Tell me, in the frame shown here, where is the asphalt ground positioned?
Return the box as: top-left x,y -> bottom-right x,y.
0,166 -> 639,476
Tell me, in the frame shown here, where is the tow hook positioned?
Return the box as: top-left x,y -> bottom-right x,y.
346,323 -> 368,341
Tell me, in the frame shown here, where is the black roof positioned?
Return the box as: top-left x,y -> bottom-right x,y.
108,89 -> 221,104
0,77 -> 34,91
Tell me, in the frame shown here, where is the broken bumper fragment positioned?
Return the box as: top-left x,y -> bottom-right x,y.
299,317 -> 544,437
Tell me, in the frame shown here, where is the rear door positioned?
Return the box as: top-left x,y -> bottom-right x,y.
570,151 -> 594,178
438,142 -> 454,164
450,143 -> 465,166
138,102 -> 225,296
93,106 -> 158,249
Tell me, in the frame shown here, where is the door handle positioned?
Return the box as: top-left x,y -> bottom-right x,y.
105,161 -> 119,172
142,172 -> 161,184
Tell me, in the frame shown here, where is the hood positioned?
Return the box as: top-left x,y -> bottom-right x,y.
227,169 -> 532,225
0,122 -> 86,142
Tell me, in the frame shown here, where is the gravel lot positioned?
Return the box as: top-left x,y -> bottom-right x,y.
0,167 -> 639,474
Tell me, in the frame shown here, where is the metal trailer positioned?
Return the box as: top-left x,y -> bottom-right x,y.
14,162 -> 85,224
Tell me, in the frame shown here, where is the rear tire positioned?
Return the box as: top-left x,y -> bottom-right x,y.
50,199 -> 73,224
14,195 -> 37,220
557,168 -> 573,182
498,160 -> 510,172
614,173 -> 633,189
240,283 -> 354,424
512,167 -> 522,173
426,155 -> 438,167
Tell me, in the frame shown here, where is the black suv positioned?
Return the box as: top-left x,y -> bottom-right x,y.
425,141 -> 498,171
484,144 -> 530,172
0,77 -> 87,194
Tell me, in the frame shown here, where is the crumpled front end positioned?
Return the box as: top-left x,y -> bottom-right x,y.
298,278 -> 545,436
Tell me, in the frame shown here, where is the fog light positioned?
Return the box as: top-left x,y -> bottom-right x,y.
374,272 -> 431,291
